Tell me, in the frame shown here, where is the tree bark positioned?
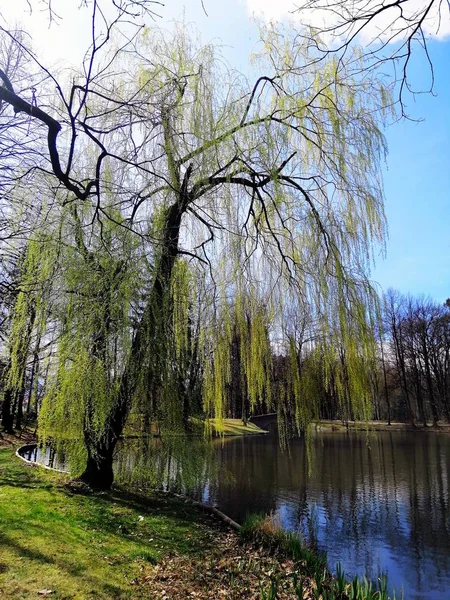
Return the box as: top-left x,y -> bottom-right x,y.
422,339 -> 439,427
392,322 -> 415,424
79,450 -> 115,490
379,335 -> 391,425
1,388 -> 14,433
14,387 -> 25,430
77,196 -> 188,489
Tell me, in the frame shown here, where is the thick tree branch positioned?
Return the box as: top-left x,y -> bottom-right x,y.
0,86 -> 96,200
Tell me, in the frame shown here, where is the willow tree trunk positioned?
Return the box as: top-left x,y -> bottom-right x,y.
78,198 -> 186,489
1,388 -> 14,433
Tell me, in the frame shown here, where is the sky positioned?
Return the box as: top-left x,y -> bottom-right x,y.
1,0 -> 449,303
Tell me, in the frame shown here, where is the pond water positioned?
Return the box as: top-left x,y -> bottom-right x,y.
197,431 -> 450,600
22,430 -> 450,599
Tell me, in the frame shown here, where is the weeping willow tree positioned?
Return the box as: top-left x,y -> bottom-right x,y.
37,201 -> 144,475
278,285 -> 380,434
1,237 -> 55,432
1,14 -> 390,488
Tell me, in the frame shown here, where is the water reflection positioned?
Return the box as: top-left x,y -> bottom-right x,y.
195,432 -> 450,600
20,445 -> 68,472
115,435 -> 218,495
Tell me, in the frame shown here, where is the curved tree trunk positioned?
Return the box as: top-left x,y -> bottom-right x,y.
78,191 -> 189,489
79,449 -> 115,490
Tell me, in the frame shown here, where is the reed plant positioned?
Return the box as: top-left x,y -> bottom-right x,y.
242,514 -> 403,600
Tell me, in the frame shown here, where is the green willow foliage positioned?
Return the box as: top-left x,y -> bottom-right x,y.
7,238 -> 54,394
115,435 -> 218,493
38,206 -> 143,472
6,20 -> 390,478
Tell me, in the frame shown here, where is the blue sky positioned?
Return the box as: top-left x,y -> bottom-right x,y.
4,0 -> 450,304
373,40 -> 450,304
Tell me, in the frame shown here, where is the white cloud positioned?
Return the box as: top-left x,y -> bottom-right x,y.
244,0 -> 450,43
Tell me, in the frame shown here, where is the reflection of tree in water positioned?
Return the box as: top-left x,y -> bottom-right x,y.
286,432 -> 450,599
115,436 -> 217,494
20,445 -> 68,471
206,437 -> 279,521
111,430 -> 449,599
206,432 -> 449,600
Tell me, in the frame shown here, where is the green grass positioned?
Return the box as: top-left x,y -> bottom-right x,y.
123,415 -> 268,438
205,418 -> 268,436
314,419 -> 450,432
0,448 -> 218,599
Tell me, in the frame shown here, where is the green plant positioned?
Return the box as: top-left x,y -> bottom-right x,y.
292,572 -> 304,599
373,572 -> 389,600
333,561 -> 347,595
241,513 -> 326,577
242,513 -> 403,600
259,575 -> 279,600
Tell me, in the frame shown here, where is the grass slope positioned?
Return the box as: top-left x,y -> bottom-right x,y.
0,443 -> 399,600
0,448 -> 219,599
206,418 -> 268,436
123,416 -> 268,438
0,449 -> 320,600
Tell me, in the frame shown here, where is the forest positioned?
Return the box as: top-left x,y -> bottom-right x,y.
225,289 -> 450,428
3,282 -> 449,438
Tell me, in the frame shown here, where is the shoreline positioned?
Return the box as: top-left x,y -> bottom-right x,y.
314,420 -> 450,433
1,442 -> 402,599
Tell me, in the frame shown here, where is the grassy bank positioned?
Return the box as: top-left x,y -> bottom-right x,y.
0,446 -> 310,600
315,420 -> 450,433
123,416 -> 268,438
241,514 -> 402,600
0,447 -> 222,599
206,418 -> 268,436
0,443 -> 401,599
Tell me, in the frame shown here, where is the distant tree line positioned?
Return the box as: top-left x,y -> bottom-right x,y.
376,290 -> 450,426
2,273 -> 448,435
214,289 -> 450,429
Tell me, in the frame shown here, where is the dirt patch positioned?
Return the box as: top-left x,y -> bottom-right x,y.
0,429 -> 36,449
130,529 -> 315,599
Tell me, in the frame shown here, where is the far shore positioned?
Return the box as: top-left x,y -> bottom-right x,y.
314,419 -> 450,433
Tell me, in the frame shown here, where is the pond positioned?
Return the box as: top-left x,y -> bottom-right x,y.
197,431 -> 450,600
22,430 -> 450,599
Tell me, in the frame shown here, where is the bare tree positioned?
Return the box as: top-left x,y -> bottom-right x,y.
293,0 -> 450,113
0,0 -> 161,27
381,290 -> 450,426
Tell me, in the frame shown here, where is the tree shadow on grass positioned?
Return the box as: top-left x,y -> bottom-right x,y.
0,532 -> 131,599
0,470 -> 53,489
62,483 -> 218,527
0,451 -> 64,490
61,486 -> 221,556
1,452 -> 221,565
